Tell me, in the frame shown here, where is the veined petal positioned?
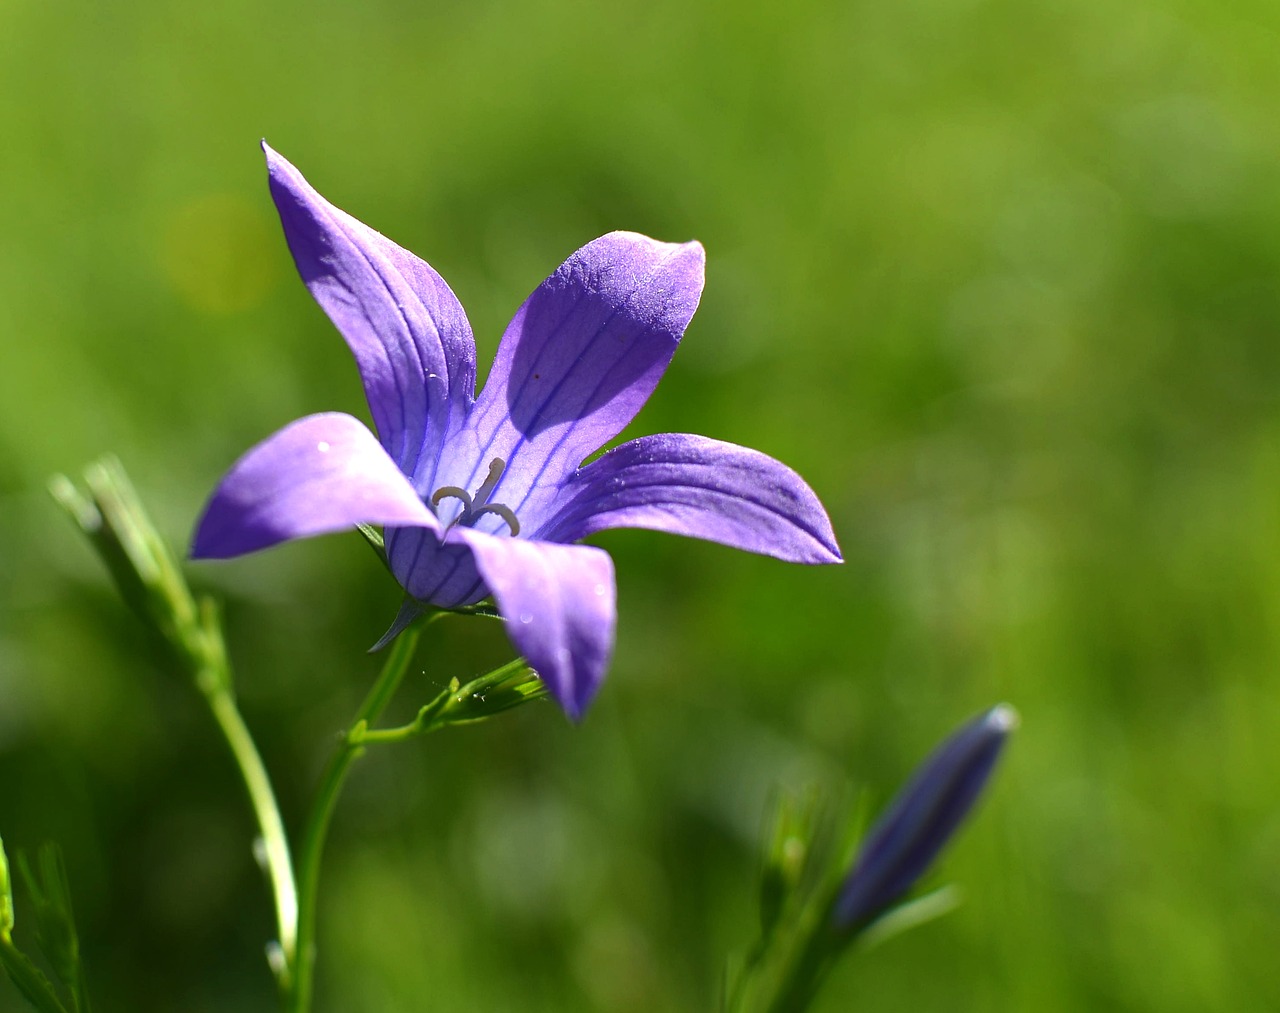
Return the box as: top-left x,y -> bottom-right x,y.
539,433 -> 842,564
833,704 -> 1016,930
265,143 -> 476,481
448,232 -> 705,515
191,412 -> 439,558
385,525 -> 488,609
453,530 -> 616,721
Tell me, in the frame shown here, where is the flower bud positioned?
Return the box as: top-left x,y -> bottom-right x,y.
833,704 -> 1016,930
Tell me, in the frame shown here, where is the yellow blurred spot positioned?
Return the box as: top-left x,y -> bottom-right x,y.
162,193 -> 279,314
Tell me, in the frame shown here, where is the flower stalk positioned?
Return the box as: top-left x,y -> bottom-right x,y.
52,458 -> 552,1013
288,625 -> 422,1013
50,460 -> 300,984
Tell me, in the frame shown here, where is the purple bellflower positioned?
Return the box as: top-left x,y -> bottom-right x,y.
833,704 -> 1016,930
192,144 -> 842,719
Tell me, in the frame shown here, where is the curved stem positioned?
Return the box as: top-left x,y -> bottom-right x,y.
204,685 -> 298,978
187,597 -> 299,996
287,626 -> 423,1013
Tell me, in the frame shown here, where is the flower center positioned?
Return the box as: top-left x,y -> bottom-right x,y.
430,458 -> 521,537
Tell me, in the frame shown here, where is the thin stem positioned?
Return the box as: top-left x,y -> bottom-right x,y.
357,658 -> 534,744
288,626 -> 423,1013
53,462 -> 301,995
763,933 -> 835,1013
203,684 -> 298,980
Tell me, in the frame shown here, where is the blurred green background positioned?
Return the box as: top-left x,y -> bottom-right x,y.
3,0 -> 1279,1009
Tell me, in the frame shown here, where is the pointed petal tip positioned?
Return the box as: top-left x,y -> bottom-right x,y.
549,433 -> 844,567
189,412 -> 439,562
805,503 -> 843,564
189,506 -> 259,561
261,139 -> 286,170
810,532 -> 843,565
262,141 -> 299,187
554,682 -> 588,723
985,703 -> 1020,734
457,532 -> 615,723
188,530 -> 220,561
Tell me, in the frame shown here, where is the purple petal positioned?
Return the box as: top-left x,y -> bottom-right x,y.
385,525 -> 489,609
191,412 -> 438,558
444,232 -> 705,519
538,433 -> 842,564
452,530 -> 616,720
264,143 -> 476,484
833,704 -> 1017,930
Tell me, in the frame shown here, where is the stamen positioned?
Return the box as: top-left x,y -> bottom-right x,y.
430,486 -> 473,532
430,486 -> 473,510
473,503 -> 521,537
428,458 -> 520,537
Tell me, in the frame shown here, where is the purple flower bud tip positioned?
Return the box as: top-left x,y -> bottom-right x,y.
833,704 -> 1017,931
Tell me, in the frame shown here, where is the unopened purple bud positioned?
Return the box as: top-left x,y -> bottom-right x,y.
833,704 -> 1017,930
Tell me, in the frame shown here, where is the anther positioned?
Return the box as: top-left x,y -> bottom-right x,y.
431,486 -> 473,511
428,458 -> 520,537
473,503 -> 520,537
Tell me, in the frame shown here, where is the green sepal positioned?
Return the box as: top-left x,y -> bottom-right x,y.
355,524 -> 389,568
445,602 -> 502,620
855,885 -> 961,952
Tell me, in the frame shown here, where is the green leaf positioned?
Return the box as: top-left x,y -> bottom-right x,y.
0,837 -> 13,942
16,847 -> 89,1013
0,943 -> 69,1013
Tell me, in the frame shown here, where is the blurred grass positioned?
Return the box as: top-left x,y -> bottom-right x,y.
3,0 -> 1280,1009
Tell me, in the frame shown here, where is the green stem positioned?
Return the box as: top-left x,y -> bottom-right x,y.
203,684 -> 298,981
287,626 -> 423,1013
762,922 -> 838,1013
53,462 -> 302,997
